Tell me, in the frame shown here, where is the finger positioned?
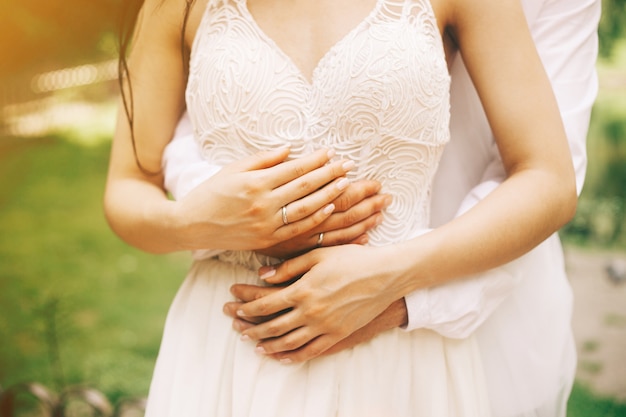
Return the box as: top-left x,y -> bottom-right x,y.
223,147 -> 291,173
348,234 -> 370,245
329,193 -> 391,230
225,302 -> 286,325
332,180 -> 382,212
314,213 -> 382,247
223,301 -> 243,319
268,197 -> 387,256
274,203 -> 336,243
297,192 -> 388,241
240,309 -> 302,341
256,326 -> 315,355
274,158 -> 355,208
263,148 -> 335,189
236,281 -> 298,319
230,284 -> 279,302
278,175 -> 350,225
225,302 -> 263,324
232,318 -> 256,333
273,335 -> 337,364
258,251 -> 318,285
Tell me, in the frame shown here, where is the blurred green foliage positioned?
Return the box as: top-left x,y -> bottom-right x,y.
560,40 -> 626,248
0,135 -> 189,403
568,383 -> 626,417
599,0 -> 626,58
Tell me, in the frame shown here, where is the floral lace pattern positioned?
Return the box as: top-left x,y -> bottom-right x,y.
186,0 -> 450,254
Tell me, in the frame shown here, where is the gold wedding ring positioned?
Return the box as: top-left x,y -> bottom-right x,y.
316,232 -> 324,247
282,205 -> 289,225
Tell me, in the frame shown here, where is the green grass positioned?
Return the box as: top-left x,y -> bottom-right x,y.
569,382 -> 626,417
0,133 -> 189,403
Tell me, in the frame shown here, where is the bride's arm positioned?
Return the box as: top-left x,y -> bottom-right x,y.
233,0 -> 577,362
104,0 -> 358,254
162,113 -> 391,259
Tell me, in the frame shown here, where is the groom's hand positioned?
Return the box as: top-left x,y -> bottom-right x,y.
224,285 -> 409,357
223,285 -> 283,330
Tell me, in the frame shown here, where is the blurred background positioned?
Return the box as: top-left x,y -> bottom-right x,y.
0,0 -> 625,416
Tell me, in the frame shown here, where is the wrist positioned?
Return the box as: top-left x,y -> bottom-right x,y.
379,241 -> 430,302
169,199 -> 205,252
390,298 -> 409,328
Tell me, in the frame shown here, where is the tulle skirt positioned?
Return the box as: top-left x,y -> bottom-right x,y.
144,253 -> 491,417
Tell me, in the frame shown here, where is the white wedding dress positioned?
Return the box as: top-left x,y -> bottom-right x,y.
145,0 -> 491,416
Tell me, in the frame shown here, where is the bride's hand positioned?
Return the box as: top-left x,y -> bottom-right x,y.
258,180 -> 391,259
173,147 -> 356,251
235,245 -> 403,363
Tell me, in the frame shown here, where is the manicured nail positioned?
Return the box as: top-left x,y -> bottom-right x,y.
342,160 -> 355,171
336,178 -> 350,191
240,334 -> 250,342
327,149 -> 336,159
323,204 -> 335,215
280,358 -> 292,365
255,346 -> 266,355
259,267 -> 276,280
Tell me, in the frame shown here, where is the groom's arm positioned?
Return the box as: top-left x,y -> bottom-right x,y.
401,0 -> 600,337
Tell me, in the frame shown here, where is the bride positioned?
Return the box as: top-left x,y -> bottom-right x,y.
104,0 -> 576,415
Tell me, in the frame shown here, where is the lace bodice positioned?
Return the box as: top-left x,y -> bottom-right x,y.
186,0 -> 450,246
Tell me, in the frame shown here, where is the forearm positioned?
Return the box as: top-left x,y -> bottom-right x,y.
104,177 -> 186,254
391,168 -> 576,299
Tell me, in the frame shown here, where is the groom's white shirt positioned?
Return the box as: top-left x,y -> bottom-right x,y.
163,1 -> 600,415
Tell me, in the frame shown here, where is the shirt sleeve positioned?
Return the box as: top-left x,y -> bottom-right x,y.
162,112 -> 222,201
403,0 -> 600,337
162,112 -> 227,260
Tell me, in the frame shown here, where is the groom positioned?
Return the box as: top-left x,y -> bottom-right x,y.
166,0 -> 600,415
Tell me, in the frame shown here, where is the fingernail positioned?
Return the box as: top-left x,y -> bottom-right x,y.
327,149 -> 336,159
280,358 -> 292,365
384,195 -> 393,207
376,214 -> 384,226
240,334 -> 250,341
336,178 -> 350,191
259,267 -> 276,280
323,203 -> 335,215
255,346 -> 266,355
236,309 -> 246,317
359,235 -> 369,245
342,160 -> 355,171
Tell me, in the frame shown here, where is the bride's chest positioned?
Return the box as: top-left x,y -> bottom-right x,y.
187,2 -> 449,126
